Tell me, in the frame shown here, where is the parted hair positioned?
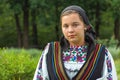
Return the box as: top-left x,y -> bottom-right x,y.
60,5 -> 96,55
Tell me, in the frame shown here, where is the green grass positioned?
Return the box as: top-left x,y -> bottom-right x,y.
115,59 -> 120,80
108,47 -> 120,79
0,47 -> 120,79
0,48 -> 42,80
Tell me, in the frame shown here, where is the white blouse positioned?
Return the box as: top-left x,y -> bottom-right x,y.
33,43 -> 118,80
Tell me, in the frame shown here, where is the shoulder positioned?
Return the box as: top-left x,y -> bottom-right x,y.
46,41 -> 60,48
95,43 -> 106,52
43,41 -> 60,52
48,41 -> 60,44
96,43 -> 105,47
104,47 -> 112,58
43,41 -> 59,48
96,43 -> 112,56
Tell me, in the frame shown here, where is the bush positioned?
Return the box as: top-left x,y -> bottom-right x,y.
108,47 -> 120,59
0,47 -> 120,80
0,48 -> 42,80
97,37 -> 118,47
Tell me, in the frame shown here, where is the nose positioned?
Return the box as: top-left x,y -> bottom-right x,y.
68,26 -> 74,33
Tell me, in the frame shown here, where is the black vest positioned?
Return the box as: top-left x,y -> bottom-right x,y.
46,42 -> 105,80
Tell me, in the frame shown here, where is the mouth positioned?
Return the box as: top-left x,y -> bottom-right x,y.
68,35 -> 75,38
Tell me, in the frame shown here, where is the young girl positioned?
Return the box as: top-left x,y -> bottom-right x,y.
33,5 -> 117,80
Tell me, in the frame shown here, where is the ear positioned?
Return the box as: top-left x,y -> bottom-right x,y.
84,27 -> 87,30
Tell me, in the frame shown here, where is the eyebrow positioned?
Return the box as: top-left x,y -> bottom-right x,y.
70,21 -> 79,24
62,22 -> 79,25
71,22 -> 80,24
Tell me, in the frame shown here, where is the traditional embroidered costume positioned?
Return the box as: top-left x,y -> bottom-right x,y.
33,5 -> 117,80
33,42 -> 117,80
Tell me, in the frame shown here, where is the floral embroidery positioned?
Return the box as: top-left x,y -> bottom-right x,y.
37,74 -> 43,80
65,67 -> 79,72
63,45 -> 87,63
34,44 -> 115,80
106,58 -> 112,72
107,74 -> 112,80
105,49 -> 113,80
36,55 -> 43,80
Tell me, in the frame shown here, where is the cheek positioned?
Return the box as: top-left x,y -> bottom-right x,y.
62,28 -> 65,34
77,29 -> 85,36
62,28 -> 67,36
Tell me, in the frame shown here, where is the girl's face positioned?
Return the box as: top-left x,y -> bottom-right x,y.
61,13 -> 86,46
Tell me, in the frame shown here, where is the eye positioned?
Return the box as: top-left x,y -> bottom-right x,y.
72,23 -> 79,27
62,24 -> 68,28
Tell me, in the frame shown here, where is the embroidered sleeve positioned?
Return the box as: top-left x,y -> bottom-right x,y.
33,51 -> 44,80
33,44 -> 50,80
105,48 -> 117,80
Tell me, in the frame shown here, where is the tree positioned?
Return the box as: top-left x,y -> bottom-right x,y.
8,0 -> 23,48
29,0 -> 43,48
22,0 -> 29,48
46,0 -> 83,40
14,13 -> 23,48
8,0 -> 30,48
81,0 -> 109,38
111,0 -> 120,47
5,0 -> 47,48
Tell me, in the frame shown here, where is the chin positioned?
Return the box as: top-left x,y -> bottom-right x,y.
69,39 -> 77,43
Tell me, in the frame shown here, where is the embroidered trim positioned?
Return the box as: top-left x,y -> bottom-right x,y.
105,49 -> 113,80
73,44 -> 105,80
47,42 -> 105,80
63,45 -> 87,62
54,42 -> 68,80
47,42 -> 69,80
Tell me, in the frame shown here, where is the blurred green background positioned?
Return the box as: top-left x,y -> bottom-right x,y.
0,0 -> 120,80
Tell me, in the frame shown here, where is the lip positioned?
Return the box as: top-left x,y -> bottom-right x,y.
68,35 -> 75,38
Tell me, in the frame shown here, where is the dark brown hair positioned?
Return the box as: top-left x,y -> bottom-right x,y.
60,5 -> 96,55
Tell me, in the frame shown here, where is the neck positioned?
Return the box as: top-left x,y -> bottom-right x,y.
70,41 -> 85,46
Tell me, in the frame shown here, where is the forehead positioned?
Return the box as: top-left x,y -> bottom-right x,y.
61,13 -> 83,23
61,10 -> 83,23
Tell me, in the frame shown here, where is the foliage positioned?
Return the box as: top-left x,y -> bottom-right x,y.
100,10 -> 114,39
111,47 -> 120,80
109,47 -> 120,60
0,48 -> 41,80
98,38 -> 120,79
115,59 -> 120,80
0,47 -> 120,79
0,0 -> 120,49
110,0 -> 120,18
97,37 -> 118,47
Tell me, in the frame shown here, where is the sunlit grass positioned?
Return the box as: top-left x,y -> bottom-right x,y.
108,47 -> 120,79
108,47 -> 120,59
0,47 -> 120,79
115,59 -> 120,80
